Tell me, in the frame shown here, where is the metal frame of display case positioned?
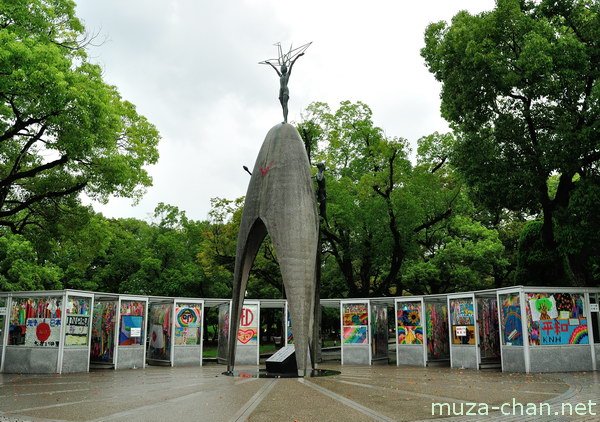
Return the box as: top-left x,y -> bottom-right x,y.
447,292 -> 478,370
422,294 -> 451,366
340,299 -> 371,365
62,290 -> 95,373
395,296 -> 427,367
0,292 -> 9,373
172,298 -> 205,367
115,295 -> 148,370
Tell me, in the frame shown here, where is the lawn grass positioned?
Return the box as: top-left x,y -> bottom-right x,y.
201,338 -> 348,358
202,342 -> 279,358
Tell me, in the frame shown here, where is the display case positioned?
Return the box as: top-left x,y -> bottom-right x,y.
340,300 -> 370,365
0,294 -> 8,372
61,292 -> 93,373
370,300 -> 389,364
90,296 -> 118,368
3,291 -> 64,373
172,299 -> 204,366
217,301 -> 231,365
424,296 -> 450,365
524,288 -> 594,372
448,293 -> 478,369
395,297 -> 425,366
115,296 -> 147,370
475,292 -> 501,370
590,292 -> 600,368
234,300 -> 260,365
147,299 -> 173,365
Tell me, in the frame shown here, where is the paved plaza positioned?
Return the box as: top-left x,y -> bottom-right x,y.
0,363 -> 598,421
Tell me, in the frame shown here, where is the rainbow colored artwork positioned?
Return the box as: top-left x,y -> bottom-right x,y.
343,326 -> 368,344
450,299 -> 474,325
237,328 -> 258,345
176,305 -> 201,328
569,325 -> 588,344
119,315 -> 143,346
398,325 -> 423,344
397,307 -> 421,327
426,303 -> 449,359
343,304 -> 368,326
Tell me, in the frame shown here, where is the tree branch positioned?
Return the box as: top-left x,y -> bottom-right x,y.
0,117 -> 45,142
581,150 -> 600,167
552,171 -> 575,210
321,225 -> 342,244
0,154 -> 69,188
413,208 -> 453,233
4,125 -> 47,182
430,157 -> 447,174
0,219 -> 18,233
0,182 -> 87,218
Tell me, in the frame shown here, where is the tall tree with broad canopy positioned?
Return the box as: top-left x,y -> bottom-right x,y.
403,133 -> 509,294
422,0 -> 600,286
0,0 -> 160,233
297,102 -> 479,297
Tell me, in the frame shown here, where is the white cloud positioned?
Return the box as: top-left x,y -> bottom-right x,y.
75,0 -> 495,221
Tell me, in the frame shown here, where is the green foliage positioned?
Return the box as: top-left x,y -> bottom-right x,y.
515,220 -> 565,285
0,0 -> 160,233
297,102 -> 501,297
302,101 -> 412,296
555,177 -> 600,284
404,216 -> 507,294
0,202 -> 210,297
198,197 -> 243,298
0,231 -> 62,291
198,197 -> 284,299
47,211 -> 112,291
422,0 -> 600,286
106,204 -> 208,297
399,132 -> 509,293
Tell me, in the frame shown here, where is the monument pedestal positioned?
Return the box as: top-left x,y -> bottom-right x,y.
265,345 -> 297,375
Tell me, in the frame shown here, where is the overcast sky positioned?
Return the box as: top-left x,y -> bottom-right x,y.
75,0 -> 495,222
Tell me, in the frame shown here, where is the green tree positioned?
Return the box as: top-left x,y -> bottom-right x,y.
21,203 -> 209,297
0,232 -> 62,291
46,209 -> 112,291
404,216 -> 507,294
472,207 -> 526,287
299,103 -> 466,297
422,0 -> 600,285
403,132 -> 508,293
198,197 -> 284,299
146,203 -> 208,297
514,220 -> 563,285
88,217 -> 152,294
301,101 -> 411,296
97,204 -> 208,297
0,0 -> 160,233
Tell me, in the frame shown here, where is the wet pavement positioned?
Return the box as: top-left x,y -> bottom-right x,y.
0,364 -> 598,421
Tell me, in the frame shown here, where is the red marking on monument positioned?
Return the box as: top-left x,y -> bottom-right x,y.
240,307 -> 254,327
259,161 -> 274,176
36,322 -> 51,342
